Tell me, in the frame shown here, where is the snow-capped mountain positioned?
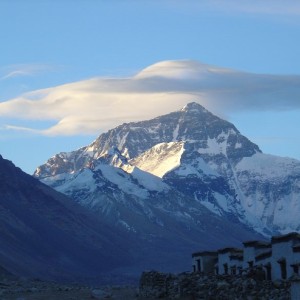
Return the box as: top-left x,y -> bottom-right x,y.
37,144 -> 261,241
33,146 -> 264,277
34,102 -> 300,238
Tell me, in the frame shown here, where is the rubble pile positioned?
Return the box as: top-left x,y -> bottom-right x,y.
139,271 -> 291,299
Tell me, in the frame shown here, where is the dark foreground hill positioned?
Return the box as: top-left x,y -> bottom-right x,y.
0,154 -> 135,283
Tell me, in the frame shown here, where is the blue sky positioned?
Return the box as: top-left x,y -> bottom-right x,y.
0,0 -> 300,174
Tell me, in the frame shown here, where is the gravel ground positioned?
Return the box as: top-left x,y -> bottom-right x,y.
0,279 -> 139,300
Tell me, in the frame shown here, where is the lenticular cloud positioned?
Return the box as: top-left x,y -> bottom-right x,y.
0,60 -> 300,136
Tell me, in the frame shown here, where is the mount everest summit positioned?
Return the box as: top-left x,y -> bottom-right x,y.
34,102 -> 300,240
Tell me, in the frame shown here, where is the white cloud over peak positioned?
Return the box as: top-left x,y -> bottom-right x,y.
0,60 -> 300,136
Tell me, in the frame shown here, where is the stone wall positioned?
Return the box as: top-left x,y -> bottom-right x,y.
139,270 -> 291,299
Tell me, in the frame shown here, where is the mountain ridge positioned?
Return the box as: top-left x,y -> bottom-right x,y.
34,102 -> 260,178
34,102 -> 300,237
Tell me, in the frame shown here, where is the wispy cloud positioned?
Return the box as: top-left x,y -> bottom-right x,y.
0,60 -> 299,136
0,64 -> 58,81
3,124 -> 40,133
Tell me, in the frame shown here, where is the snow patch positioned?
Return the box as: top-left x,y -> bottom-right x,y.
236,153 -> 300,179
235,142 -> 242,149
172,123 -> 180,141
85,145 -> 96,157
213,192 -> 230,213
44,168 -> 98,194
95,164 -> 149,199
131,141 -> 185,178
118,220 -> 137,232
198,132 -> 228,156
123,165 -> 169,192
